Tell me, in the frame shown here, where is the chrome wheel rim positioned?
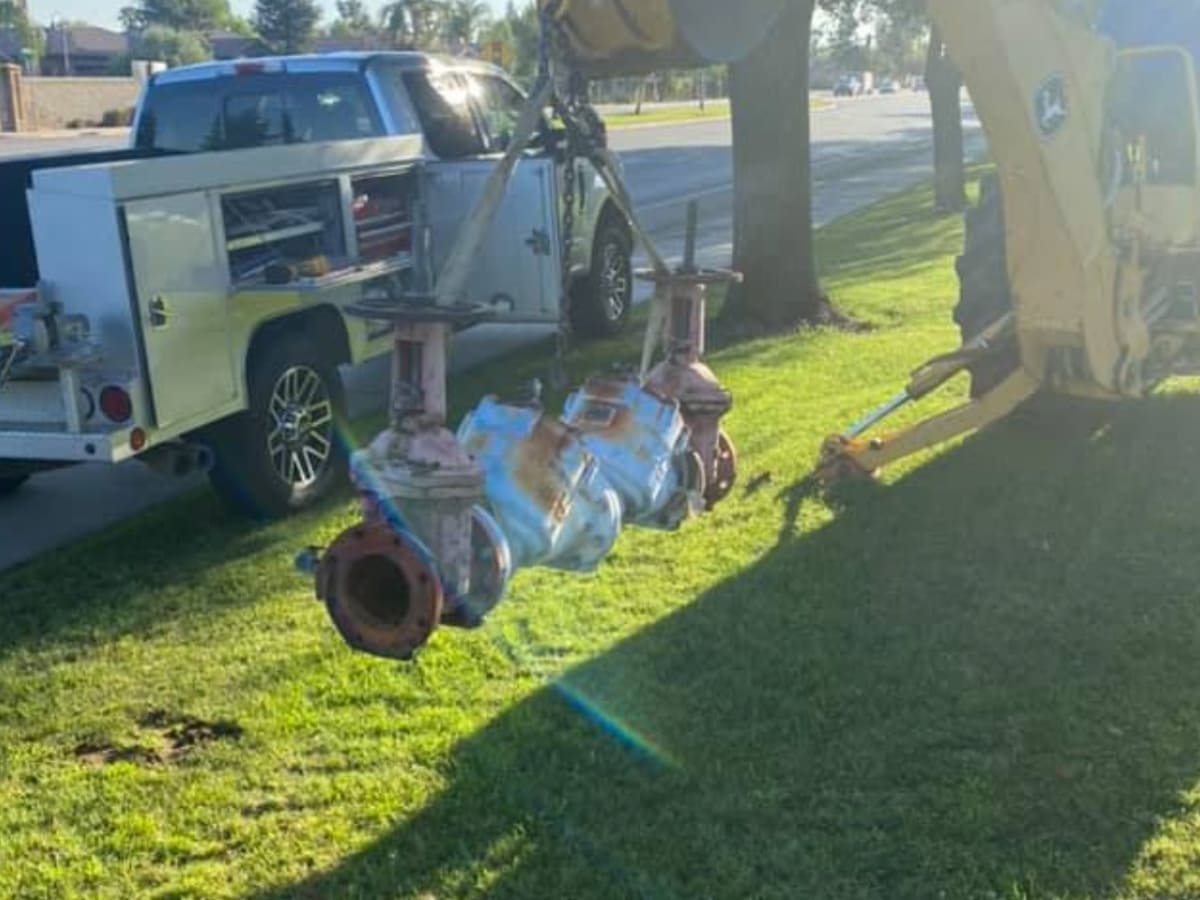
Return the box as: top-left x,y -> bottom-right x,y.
600,241 -> 630,322
267,366 -> 334,489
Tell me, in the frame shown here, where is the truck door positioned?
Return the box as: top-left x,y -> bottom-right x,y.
411,70 -> 562,322
124,192 -> 237,430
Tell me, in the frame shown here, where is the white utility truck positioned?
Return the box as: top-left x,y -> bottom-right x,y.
0,53 -> 633,516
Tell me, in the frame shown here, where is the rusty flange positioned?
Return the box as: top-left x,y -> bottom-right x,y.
316,523 -> 444,661
705,429 -> 738,508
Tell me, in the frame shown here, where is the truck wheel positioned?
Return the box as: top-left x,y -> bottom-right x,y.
208,336 -> 347,519
954,173 -> 1019,398
570,215 -> 633,340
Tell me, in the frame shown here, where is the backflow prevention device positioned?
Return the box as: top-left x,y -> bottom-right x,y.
299,205 -> 739,660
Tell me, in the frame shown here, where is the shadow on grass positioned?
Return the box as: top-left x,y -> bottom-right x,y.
253,394 -> 1200,899
0,492 -> 288,659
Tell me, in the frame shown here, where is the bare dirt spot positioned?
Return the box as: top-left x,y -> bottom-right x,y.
73,710 -> 243,767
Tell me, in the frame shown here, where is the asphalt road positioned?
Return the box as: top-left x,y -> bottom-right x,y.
0,92 -> 983,570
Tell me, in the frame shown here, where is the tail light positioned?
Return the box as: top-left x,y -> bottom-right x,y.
99,386 -> 133,423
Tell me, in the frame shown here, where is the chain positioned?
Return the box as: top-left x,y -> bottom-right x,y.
539,5 -> 582,387
537,6 -> 622,387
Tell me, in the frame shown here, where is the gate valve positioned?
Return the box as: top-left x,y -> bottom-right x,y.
306,300 -> 511,660
562,374 -> 704,531
459,394 -> 623,573
639,201 -> 742,509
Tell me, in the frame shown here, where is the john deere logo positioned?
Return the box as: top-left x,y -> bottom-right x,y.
1035,74 -> 1068,139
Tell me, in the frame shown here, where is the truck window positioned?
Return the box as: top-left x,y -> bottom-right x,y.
1110,52 -> 1197,186
290,80 -> 381,143
135,80 -> 222,152
136,72 -> 382,153
224,91 -> 290,149
402,71 -> 486,160
468,73 -> 530,152
370,62 -> 422,135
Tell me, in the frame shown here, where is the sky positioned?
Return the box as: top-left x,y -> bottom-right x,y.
28,0 -> 515,32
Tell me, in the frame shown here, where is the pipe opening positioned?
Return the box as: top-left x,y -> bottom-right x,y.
344,554 -> 413,626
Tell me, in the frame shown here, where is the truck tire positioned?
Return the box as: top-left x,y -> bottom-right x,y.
207,335 -> 347,519
570,215 -> 633,340
954,173 -> 1019,398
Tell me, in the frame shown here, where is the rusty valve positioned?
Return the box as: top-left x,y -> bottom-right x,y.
459,396 -> 623,572
304,302 -> 513,660
640,200 -> 741,509
315,523 -> 444,661
562,374 -> 704,530
300,204 -> 742,663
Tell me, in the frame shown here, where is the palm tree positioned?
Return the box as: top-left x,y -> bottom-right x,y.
380,0 -> 446,49
443,0 -> 490,47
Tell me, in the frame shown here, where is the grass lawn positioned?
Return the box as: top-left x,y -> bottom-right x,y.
604,97 -> 833,129
6,175 -> 1200,899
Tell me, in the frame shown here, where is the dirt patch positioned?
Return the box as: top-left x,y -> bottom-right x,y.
73,741 -> 164,768
73,710 -> 243,767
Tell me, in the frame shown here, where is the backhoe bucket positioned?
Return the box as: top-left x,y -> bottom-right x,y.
542,0 -> 787,75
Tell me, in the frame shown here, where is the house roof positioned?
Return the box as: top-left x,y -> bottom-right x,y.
208,30 -> 258,60
43,25 -> 129,56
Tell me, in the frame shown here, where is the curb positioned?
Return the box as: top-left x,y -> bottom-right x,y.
607,100 -> 837,133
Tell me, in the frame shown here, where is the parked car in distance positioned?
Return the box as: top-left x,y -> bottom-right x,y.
879,79 -> 900,94
833,75 -> 862,97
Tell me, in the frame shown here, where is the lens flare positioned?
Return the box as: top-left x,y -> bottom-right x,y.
553,679 -> 680,770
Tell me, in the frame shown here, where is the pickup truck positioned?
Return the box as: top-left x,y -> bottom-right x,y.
0,52 -> 634,517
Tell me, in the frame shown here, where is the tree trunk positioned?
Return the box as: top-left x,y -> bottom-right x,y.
723,0 -> 828,331
926,24 -> 966,213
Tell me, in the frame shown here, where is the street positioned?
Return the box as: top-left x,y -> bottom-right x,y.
0,92 -> 983,570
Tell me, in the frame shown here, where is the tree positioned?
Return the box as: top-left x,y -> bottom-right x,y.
330,0 -> 373,37
925,23 -> 965,211
0,0 -> 43,61
864,0 -> 965,212
444,0 -> 490,46
137,0 -> 232,32
380,0 -> 446,49
724,0 -> 837,331
118,5 -> 145,31
255,0 -> 320,53
134,25 -> 211,66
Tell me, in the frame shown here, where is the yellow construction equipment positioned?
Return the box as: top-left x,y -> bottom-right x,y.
542,0 -> 1200,478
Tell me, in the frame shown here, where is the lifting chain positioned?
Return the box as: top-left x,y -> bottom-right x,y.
537,3 -> 661,386
538,4 -> 612,387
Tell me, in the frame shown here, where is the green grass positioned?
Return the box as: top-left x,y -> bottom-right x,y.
6,175 -> 1200,899
604,97 -> 832,129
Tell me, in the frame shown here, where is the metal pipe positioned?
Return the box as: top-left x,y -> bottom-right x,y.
842,390 -> 913,440
683,199 -> 698,272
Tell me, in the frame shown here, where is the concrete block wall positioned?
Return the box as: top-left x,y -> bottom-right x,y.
0,65 -> 24,132
7,76 -> 141,131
